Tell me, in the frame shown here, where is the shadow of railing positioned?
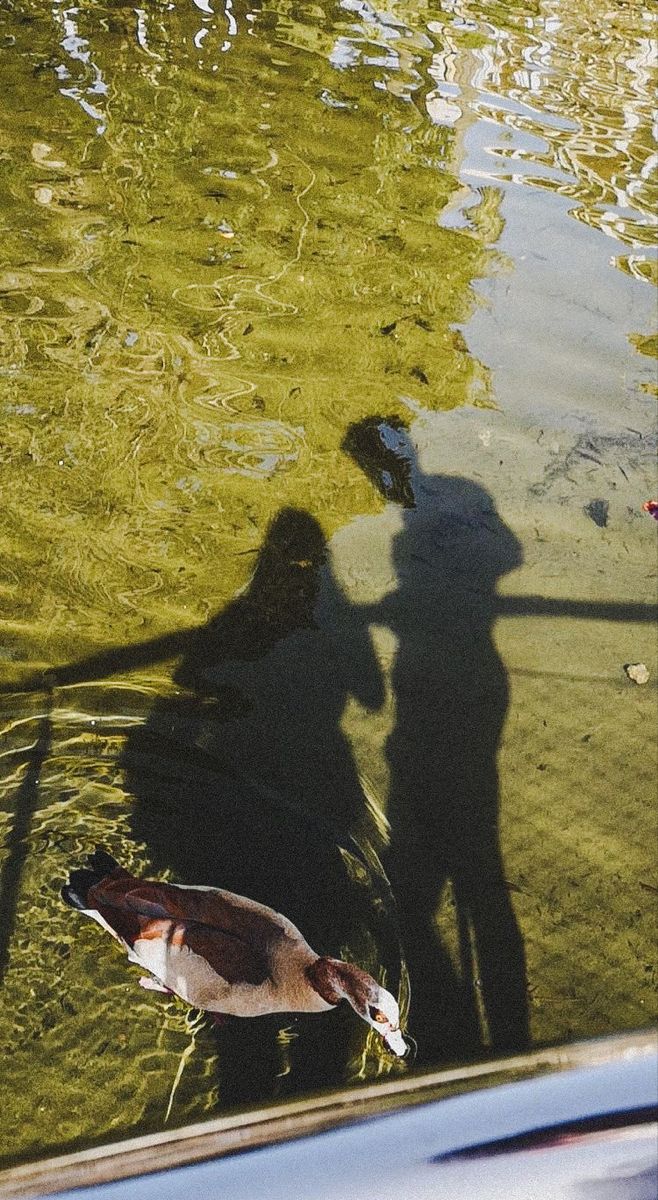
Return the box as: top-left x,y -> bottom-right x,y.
0,701 -> 52,985
1,594 -> 654,702
496,597 -> 656,622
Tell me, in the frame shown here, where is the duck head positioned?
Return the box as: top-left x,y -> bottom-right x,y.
308,957 -> 407,1057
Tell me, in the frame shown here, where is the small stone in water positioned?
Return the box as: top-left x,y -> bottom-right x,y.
624,663 -> 650,685
584,499 -> 609,528
34,186 -> 53,206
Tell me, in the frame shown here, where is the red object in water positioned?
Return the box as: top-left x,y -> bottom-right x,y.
642,500 -> 658,520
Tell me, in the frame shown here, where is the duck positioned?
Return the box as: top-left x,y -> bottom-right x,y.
62,849 -> 407,1057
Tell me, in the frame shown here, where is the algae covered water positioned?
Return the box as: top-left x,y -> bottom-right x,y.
0,0 -> 656,1167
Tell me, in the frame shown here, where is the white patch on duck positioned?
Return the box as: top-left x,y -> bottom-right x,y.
130,909 -> 331,1017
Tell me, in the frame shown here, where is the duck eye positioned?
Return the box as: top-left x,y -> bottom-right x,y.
368,1006 -> 388,1024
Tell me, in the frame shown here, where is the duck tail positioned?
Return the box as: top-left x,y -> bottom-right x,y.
61,847 -> 125,911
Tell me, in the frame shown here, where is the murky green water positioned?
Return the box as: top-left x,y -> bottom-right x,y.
0,0 -> 656,1168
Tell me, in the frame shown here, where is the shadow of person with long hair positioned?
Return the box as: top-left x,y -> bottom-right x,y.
120,506 -> 400,1104
343,417 -> 530,1065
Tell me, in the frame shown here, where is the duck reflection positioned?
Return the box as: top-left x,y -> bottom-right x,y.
121,507 -> 396,1100
344,417 -> 530,1063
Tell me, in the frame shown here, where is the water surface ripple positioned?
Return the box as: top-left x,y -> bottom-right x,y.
0,0 -> 655,1167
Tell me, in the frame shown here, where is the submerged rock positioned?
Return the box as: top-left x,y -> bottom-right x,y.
624,663 -> 650,685
584,499 -> 609,528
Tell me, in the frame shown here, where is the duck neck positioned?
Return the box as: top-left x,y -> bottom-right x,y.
306,956 -> 371,1011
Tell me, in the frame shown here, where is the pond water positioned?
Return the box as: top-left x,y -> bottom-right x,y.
0,0 -> 656,1168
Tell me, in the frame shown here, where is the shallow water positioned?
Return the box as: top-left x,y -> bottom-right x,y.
0,0 -> 656,1167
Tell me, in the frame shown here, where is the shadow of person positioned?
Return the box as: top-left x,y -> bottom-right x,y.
120,507 -> 399,1103
344,417 -> 530,1065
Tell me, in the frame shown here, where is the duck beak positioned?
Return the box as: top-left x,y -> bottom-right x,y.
382,1027 -> 407,1057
